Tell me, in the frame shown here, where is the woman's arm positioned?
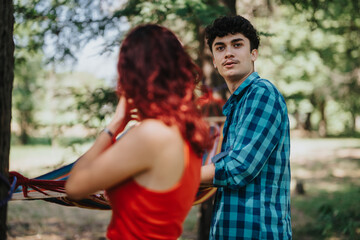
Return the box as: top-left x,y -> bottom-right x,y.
65,96 -> 138,199
65,118 -> 182,200
64,97 -> 126,172
65,124 -> 160,199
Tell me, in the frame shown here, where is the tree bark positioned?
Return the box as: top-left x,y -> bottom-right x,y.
0,0 -> 15,239
318,99 -> 327,137
197,195 -> 214,240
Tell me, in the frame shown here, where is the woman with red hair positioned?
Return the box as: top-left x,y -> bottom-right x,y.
65,24 -> 213,239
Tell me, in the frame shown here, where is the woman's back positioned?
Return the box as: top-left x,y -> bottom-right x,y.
106,120 -> 202,239
131,120 -> 188,191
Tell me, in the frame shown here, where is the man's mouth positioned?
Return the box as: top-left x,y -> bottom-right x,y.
223,60 -> 237,67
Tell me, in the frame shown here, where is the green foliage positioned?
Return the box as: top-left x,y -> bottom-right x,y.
11,0 -> 231,145
12,0 -> 360,138
277,0 -> 360,132
12,53 -> 44,144
13,0 -> 125,62
254,5 -> 331,131
47,71 -> 115,127
280,0 -> 360,72
13,0 -> 228,63
116,0 -> 227,25
254,0 -> 360,134
115,0 -> 228,62
292,186 -> 360,239
67,86 -> 118,130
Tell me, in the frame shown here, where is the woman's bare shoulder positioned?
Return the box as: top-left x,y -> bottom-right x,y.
134,119 -> 182,145
124,119 -> 184,171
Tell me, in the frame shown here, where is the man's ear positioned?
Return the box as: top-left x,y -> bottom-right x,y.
251,49 -> 258,61
212,57 -> 217,68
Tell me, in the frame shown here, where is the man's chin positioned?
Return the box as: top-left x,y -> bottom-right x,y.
224,73 -> 242,82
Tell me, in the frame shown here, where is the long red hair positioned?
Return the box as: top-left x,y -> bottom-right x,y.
117,24 -> 213,156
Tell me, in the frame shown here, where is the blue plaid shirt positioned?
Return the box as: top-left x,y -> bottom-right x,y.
210,72 -> 292,240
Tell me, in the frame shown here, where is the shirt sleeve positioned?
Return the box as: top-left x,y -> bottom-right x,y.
213,87 -> 283,189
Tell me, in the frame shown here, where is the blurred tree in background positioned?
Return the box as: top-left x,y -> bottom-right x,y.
11,0 -> 232,144
277,0 -> 360,135
11,0 -> 359,140
12,0 -> 125,144
13,0 -> 126,62
57,73 -> 118,138
12,52 -> 44,144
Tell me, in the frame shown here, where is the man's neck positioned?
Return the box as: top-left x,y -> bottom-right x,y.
226,71 -> 253,94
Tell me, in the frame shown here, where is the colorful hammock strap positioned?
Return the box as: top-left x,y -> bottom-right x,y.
9,171 -> 66,198
0,172 -> 17,207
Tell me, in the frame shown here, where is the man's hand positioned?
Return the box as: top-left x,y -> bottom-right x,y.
201,163 -> 215,186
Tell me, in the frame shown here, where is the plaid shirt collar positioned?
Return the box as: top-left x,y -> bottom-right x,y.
222,72 -> 260,116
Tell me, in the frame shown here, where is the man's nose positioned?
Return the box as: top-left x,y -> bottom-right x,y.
224,48 -> 234,58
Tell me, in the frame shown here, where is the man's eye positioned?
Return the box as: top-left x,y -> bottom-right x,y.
216,46 -> 224,51
234,43 -> 242,48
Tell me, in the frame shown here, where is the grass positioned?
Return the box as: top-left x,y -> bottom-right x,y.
289,137 -> 360,240
292,186 -> 360,239
7,137 -> 360,239
8,200 -> 199,240
10,143 -> 92,178
8,200 -> 110,240
8,139 -> 200,239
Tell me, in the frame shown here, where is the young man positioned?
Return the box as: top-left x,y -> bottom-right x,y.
201,15 -> 292,239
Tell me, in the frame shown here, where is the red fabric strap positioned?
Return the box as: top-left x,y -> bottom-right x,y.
9,171 -> 66,198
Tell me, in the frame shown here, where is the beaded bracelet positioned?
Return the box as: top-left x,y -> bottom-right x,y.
102,127 -> 116,143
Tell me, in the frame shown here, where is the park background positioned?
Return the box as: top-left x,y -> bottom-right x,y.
3,0 -> 360,239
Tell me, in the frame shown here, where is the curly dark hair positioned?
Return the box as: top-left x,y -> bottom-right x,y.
205,15 -> 260,52
117,24 -> 213,156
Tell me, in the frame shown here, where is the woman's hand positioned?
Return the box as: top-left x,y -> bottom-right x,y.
107,96 -> 128,136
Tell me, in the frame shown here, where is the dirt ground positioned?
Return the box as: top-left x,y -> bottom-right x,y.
7,137 -> 360,239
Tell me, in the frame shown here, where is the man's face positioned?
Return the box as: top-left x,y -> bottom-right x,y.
212,33 -> 258,83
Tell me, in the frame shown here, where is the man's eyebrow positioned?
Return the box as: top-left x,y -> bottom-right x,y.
213,38 -> 245,46
231,38 -> 245,43
213,41 -> 225,46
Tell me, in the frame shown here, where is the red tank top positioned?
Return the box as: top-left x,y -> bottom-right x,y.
105,142 -> 201,240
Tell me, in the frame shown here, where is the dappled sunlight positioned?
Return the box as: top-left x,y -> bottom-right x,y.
9,144 -> 92,178
290,138 -> 360,239
290,138 -> 360,186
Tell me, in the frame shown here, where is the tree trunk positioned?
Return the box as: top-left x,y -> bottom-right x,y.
318,99 -> 327,137
197,195 -> 214,240
0,0 -> 15,239
304,112 -> 312,131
